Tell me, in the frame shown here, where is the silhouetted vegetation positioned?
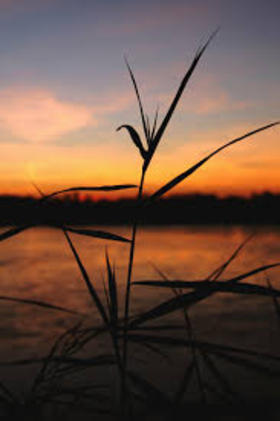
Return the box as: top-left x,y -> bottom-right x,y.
0,192 -> 279,226
0,31 -> 279,421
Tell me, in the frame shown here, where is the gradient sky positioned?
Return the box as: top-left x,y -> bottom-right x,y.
0,0 -> 279,197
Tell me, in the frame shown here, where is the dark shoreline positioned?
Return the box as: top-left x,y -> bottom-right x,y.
0,192 -> 279,226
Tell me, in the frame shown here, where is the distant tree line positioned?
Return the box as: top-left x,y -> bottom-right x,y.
0,192 -> 278,226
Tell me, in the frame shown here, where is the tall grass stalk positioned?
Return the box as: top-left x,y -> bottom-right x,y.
120,31 -> 220,405
0,31 -> 279,419
119,30 -> 278,414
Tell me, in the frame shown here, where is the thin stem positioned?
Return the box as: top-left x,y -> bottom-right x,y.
63,228 -> 125,415
124,169 -> 145,323
121,167 -> 146,413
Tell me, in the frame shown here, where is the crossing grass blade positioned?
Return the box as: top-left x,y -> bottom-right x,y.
125,334 -> 280,364
124,56 -> 149,143
149,122 -> 279,200
263,271 -> 280,331
211,350 -> 280,378
172,360 -> 195,405
0,295 -> 82,315
0,354 -> 116,367
130,263 -> 280,326
116,125 -> 147,159
151,107 -> 159,141
105,251 -> 118,325
0,224 -> 33,242
63,229 -> 109,325
137,340 -> 171,363
199,350 -> 241,403
65,226 -> 131,243
144,29 -> 219,170
133,279 -> 280,297
43,184 -> 137,201
128,370 -> 170,407
207,232 -> 256,281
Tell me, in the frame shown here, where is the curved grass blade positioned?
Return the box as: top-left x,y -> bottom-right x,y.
105,251 -> 118,324
133,279 -> 280,298
63,229 -> 109,325
151,106 -> 159,141
207,232 -> 256,281
264,272 -> 280,329
212,350 -> 280,379
0,295 -> 82,315
200,350 -> 241,403
117,125 -> 147,159
0,224 -> 32,242
44,184 -> 137,201
125,334 -> 280,364
150,122 -> 279,200
145,29 -> 219,169
0,381 -> 15,404
65,226 -> 131,243
0,355 -> 116,367
172,360 -> 195,405
128,370 -> 170,407
124,56 -> 149,143
139,341 -> 171,364
130,263 -> 280,326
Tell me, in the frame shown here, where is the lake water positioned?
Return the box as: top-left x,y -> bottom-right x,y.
0,224 -> 280,352
1,225 -> 280,403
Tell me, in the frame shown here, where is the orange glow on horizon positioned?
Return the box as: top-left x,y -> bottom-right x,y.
0,122 -> 278,199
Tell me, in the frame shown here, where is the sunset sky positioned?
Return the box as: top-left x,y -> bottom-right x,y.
0,0 -> 279,198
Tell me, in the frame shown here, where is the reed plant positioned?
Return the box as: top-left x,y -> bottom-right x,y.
0,31 -> 279,420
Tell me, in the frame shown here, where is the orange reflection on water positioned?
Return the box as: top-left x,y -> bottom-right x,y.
0,225 -> 279,361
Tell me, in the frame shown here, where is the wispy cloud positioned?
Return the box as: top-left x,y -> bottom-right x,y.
0,88 -> 95,142
154,74 -> 250,117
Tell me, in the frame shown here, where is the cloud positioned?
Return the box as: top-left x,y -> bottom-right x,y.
0,88 -> 95,142
184,91 -> 248,115
158,75 -> 250,116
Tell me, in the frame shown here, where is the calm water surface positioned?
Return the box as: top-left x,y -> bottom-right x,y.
0,225 -> 280,361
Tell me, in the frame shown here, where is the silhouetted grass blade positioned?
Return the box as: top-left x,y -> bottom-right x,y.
128,370 -> 170,407
150,122 -> 279,200
102,278 -> 111,316
0,225 -> 32,242
263,272 -> 280,332
0,295 -> 82,315
124,56 -> 149,143
144,29 -> 219,169
63,230 -> 109,325
0,354 -> 116,368
138,341 -> 171,363
151,107 -> 159,141
130,263 -> 280,326
200,350 -> 241,403
0,381 -> 15,404
212,350 -> 280,379
65,227 -> 131,243
207,232 -> 256,281
45,184 -> 137,200
133,280 -> 280,297
105,251 -> 118,325
172,360 -> 195,405
117,125 -> 147,159
125,334 -> 280,364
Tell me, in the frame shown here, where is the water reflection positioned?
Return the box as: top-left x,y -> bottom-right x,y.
0,225 -> 279,360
